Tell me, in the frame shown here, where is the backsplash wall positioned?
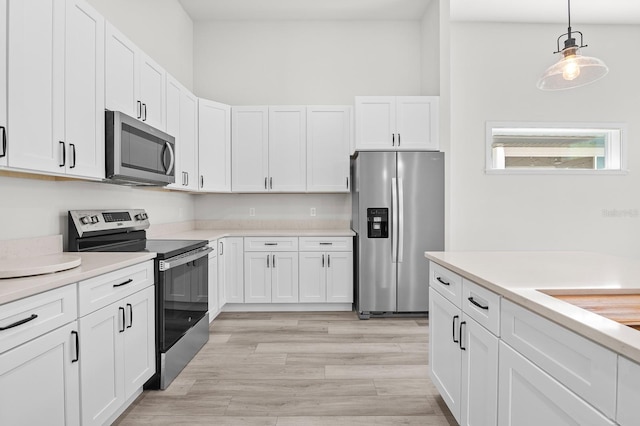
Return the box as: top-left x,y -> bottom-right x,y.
0,175 -> 195,246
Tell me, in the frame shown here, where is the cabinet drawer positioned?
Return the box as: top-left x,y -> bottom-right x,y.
462,279 -> 500,336
78,260 -> 154,317
430,262 -> 462,307
0,284 -> 77,354
299,237 -> 352,252
244,237 -> 298,252
501,299 -> 617,419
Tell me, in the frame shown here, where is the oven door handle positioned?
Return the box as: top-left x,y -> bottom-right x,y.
158,246 -> 213,271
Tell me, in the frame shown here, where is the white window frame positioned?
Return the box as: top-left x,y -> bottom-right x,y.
485,122 -> 628,175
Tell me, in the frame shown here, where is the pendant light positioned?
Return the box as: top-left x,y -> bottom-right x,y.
537,0 -> 608,91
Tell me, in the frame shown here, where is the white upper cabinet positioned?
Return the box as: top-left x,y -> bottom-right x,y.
7,0 -> 104,179
105,22 -> 138,118
198,99 -> 231,192
166,75 -> 198,191
106,22 -> 165,131
306,106 -> 351,193
232,106 -> 269,192
355,96 -> 439,151
63,0 -> 105,179
232,106 -> 307,192
268,106 -> 306,192
0,0 -> 7,168
7,0 -> 65,174
179,89 -> 198,190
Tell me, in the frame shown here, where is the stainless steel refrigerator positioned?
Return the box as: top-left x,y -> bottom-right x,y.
351,151 -> 444,319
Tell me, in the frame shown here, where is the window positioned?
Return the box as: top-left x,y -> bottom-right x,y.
486,122 -> 626,173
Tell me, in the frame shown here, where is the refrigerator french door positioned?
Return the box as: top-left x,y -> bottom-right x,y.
352,151 -> 444,318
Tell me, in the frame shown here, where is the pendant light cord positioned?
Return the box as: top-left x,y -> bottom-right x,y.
567,0 -> 572,35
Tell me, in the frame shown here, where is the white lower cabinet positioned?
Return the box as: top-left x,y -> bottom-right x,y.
617,356 -> 640,426
208,241 -> 220,322
498,342 -> 615,426
79,285 -> 154,425
429,287 -> 462,421
0,284 -> 79,426
298,237 -> 353,304
244,251 -> 299,303
428,267 -> 499,426
219,237 -> 244,304
0,321 -> 80,426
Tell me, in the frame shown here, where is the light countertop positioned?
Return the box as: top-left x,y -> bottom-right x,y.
425,251 -> 640,363
156,228 -> 356,242
0,252 -> 156,306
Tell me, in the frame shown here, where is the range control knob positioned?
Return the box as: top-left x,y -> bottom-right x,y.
80,216 -> 90,225
143,213 -> 148,219
135,214 -> 143,221
90,215 -> 99,224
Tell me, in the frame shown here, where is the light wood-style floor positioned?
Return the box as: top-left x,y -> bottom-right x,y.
114,311 -> 456,426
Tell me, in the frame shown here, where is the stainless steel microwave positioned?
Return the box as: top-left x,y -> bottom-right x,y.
105,110 -> 175,186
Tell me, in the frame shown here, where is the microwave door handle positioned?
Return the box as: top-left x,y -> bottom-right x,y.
162,141 -> 175,176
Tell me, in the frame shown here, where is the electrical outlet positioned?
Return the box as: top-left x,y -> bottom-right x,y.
249,208 -> 255,217
310,207 -> 316,217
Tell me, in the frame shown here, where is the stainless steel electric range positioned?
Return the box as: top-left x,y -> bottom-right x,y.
67,209 -> 212,389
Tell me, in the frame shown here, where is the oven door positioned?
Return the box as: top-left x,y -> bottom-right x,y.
157,247 -> 212,352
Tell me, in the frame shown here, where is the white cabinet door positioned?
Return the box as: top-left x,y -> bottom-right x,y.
166,74 -> 183,190
395,96 -> 439,151
79,301 -> 124,426
271,252 -> 299,303
64,0 -> 104,179
232,106 -> 269,192
299,252 -> 326,303
0,0 -> 7,167
208,248 -> 219,321
306,106 -> 351,193
179,89 -> 198,190
268,106 -> 306,192
220,237 -> 244,304
122,286 -> 155,399
139,53 -> 166,131
325,251 -> 353,303
244,252 -> 271,303
617,356 -> 640,426
198,99 -> 231,192
429,287 -> 462,423
0,322 -> 80,426
460,316 -> 498,426
7,0 -> 65,173
105,22 -> 138,118
498,342 -> 615,426
354,96 -> 395,150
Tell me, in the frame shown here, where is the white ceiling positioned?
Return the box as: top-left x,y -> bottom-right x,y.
451,0 -> 640,24
178,0 -> 433,21
178,0 -> 640,24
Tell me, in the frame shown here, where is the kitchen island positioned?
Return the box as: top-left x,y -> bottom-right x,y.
425,251 -> 640,426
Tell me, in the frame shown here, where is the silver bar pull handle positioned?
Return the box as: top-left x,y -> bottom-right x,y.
327,254 -> 330,268
346,177 -> 349,189
391,177 -> 398,262
272,254 -> 276,268
322,254 -> 325,267
398,178 -> 404,263
270,177 -> 273,189
267,254 -> 270,268
265,177 -> 268,189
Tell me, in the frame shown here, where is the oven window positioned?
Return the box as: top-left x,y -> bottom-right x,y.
160,256 -> 208,351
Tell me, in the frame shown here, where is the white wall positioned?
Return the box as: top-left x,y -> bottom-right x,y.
421,0 -> 440,95
0,175 -> 194,246
87,0 -> 194,90
193,20 -> 423,105
449,22 -> 640,258
195,193 -> 351,223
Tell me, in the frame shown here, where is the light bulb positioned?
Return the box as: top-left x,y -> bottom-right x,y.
562,56 -> 581,81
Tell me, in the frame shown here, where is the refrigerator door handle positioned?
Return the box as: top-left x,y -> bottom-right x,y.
391,177 -> 398,263
398,178 -> 404,263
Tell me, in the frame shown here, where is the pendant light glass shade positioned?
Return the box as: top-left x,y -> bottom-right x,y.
537,46 -> 609,90
537,0 -> 608,91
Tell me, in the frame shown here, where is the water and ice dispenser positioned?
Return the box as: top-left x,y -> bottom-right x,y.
367,208 -> 388,238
